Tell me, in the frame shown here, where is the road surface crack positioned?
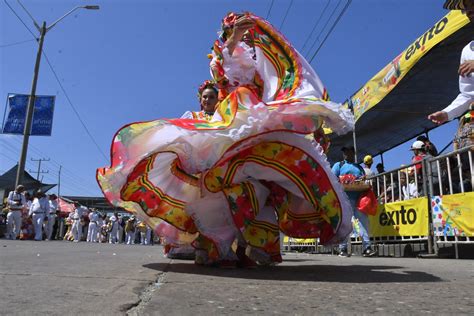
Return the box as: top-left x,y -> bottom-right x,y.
125,260 -> 171,315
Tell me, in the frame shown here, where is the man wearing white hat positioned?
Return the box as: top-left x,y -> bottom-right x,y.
108,212 -> 119,244
71,202 -> 85,242
28,191 -> 49,241
44,194 -> 58,240
6,185 -> 26,240
87,209 -> 99,243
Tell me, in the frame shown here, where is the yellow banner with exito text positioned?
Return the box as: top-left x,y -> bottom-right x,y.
369,197 -> 429,237
346,11 -> 469,121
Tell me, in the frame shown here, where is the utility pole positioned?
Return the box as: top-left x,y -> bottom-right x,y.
13,2 -> 100,188
30,157 -> 50,180
15,21 -> 46,187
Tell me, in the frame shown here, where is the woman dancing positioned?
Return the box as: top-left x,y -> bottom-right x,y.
98,12 -> 354,267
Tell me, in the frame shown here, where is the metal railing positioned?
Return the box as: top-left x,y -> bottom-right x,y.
282,145 -> 473,258
426,145 -> 473,258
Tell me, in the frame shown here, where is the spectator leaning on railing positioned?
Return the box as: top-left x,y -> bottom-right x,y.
376,163 -> 385,174
410,140 -> 440,195
410,140 -> 428,178
401,167 -> 419,200
416,135 -> 438,156
363,155 -> 374,177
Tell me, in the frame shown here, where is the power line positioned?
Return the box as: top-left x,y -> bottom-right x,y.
309,0 -> 352,63
305,0 -> 342,60
3,0 -> 108,164
266,0 -> 274,19
0,151 -> 18,163
300,0 -> 331,54
2,0 -> 38,40
3,137 -> 99,195
0,38 -> 36,48
279,0 -> 294,31
9,136 -> 92,186
41,51 -> 108,162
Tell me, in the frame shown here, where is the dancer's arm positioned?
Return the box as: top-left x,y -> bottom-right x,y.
225,16 -> 255,56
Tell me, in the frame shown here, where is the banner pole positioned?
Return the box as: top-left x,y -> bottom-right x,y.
2,94 -> 10,132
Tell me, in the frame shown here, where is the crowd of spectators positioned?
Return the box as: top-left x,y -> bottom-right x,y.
1,190 -> 154,245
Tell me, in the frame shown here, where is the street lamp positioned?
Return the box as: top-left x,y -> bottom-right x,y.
14,2 -> 99,188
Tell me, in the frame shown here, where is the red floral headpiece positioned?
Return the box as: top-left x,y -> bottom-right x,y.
222,12 -> 239,29
197,80 -> 218,99
220,12 -> 247,42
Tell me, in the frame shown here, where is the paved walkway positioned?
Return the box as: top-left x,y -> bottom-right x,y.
1,240 -> 473,315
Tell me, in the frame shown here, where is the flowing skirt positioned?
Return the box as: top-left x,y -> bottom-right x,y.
98,86 -> 353,264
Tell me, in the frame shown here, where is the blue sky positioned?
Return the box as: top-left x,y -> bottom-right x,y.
1,0 -> 458,196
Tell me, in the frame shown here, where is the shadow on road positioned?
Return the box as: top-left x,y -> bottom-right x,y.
143,262 -> 443,283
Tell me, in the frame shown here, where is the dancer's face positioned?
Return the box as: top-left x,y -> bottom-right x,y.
200,88 -> 218,112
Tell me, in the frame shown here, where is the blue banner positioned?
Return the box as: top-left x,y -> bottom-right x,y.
2,94 -> 55,136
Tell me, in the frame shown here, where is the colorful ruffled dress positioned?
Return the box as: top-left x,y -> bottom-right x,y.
97,14 -> 354,265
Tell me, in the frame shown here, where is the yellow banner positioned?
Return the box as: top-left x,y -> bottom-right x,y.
283,236 -> 316,244
346,11 -> 469,121
432,192 -> 474,237
369,197 -> 429,237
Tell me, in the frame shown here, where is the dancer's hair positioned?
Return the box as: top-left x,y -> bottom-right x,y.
197,80 -> 218,100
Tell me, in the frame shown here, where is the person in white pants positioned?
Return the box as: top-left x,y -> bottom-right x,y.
125,216 -> 136,245
87,209 -> 99,242
71,202 -> 85,242
28,191 -> 49,241
137,220 -> 147,245
145,226 -> 152,245
6,185 -> 26,240
44,194 -> 58,240
109,213 -> 119,244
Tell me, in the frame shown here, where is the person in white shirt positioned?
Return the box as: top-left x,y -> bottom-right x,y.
28,191 -> 49,241
429,2 -> 474,149
145,225 -> 152,245
401,169 -> 419,201
6,185 -> 27,240
71,202 -> 85,242
44,194 -> 58,240
363,155 -> 374,178
117,215 -> 124,243
125,216 -> 136,245
87,209 -> 99,242
108,212 -> 119,244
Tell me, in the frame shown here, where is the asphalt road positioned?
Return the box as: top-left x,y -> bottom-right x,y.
1,240 -> 473,315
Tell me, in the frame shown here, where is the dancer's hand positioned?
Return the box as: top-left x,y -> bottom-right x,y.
233,16 -> 255,39
428,111 -> 448,124
459,60 -> 474,77
226,15 -> 255,56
